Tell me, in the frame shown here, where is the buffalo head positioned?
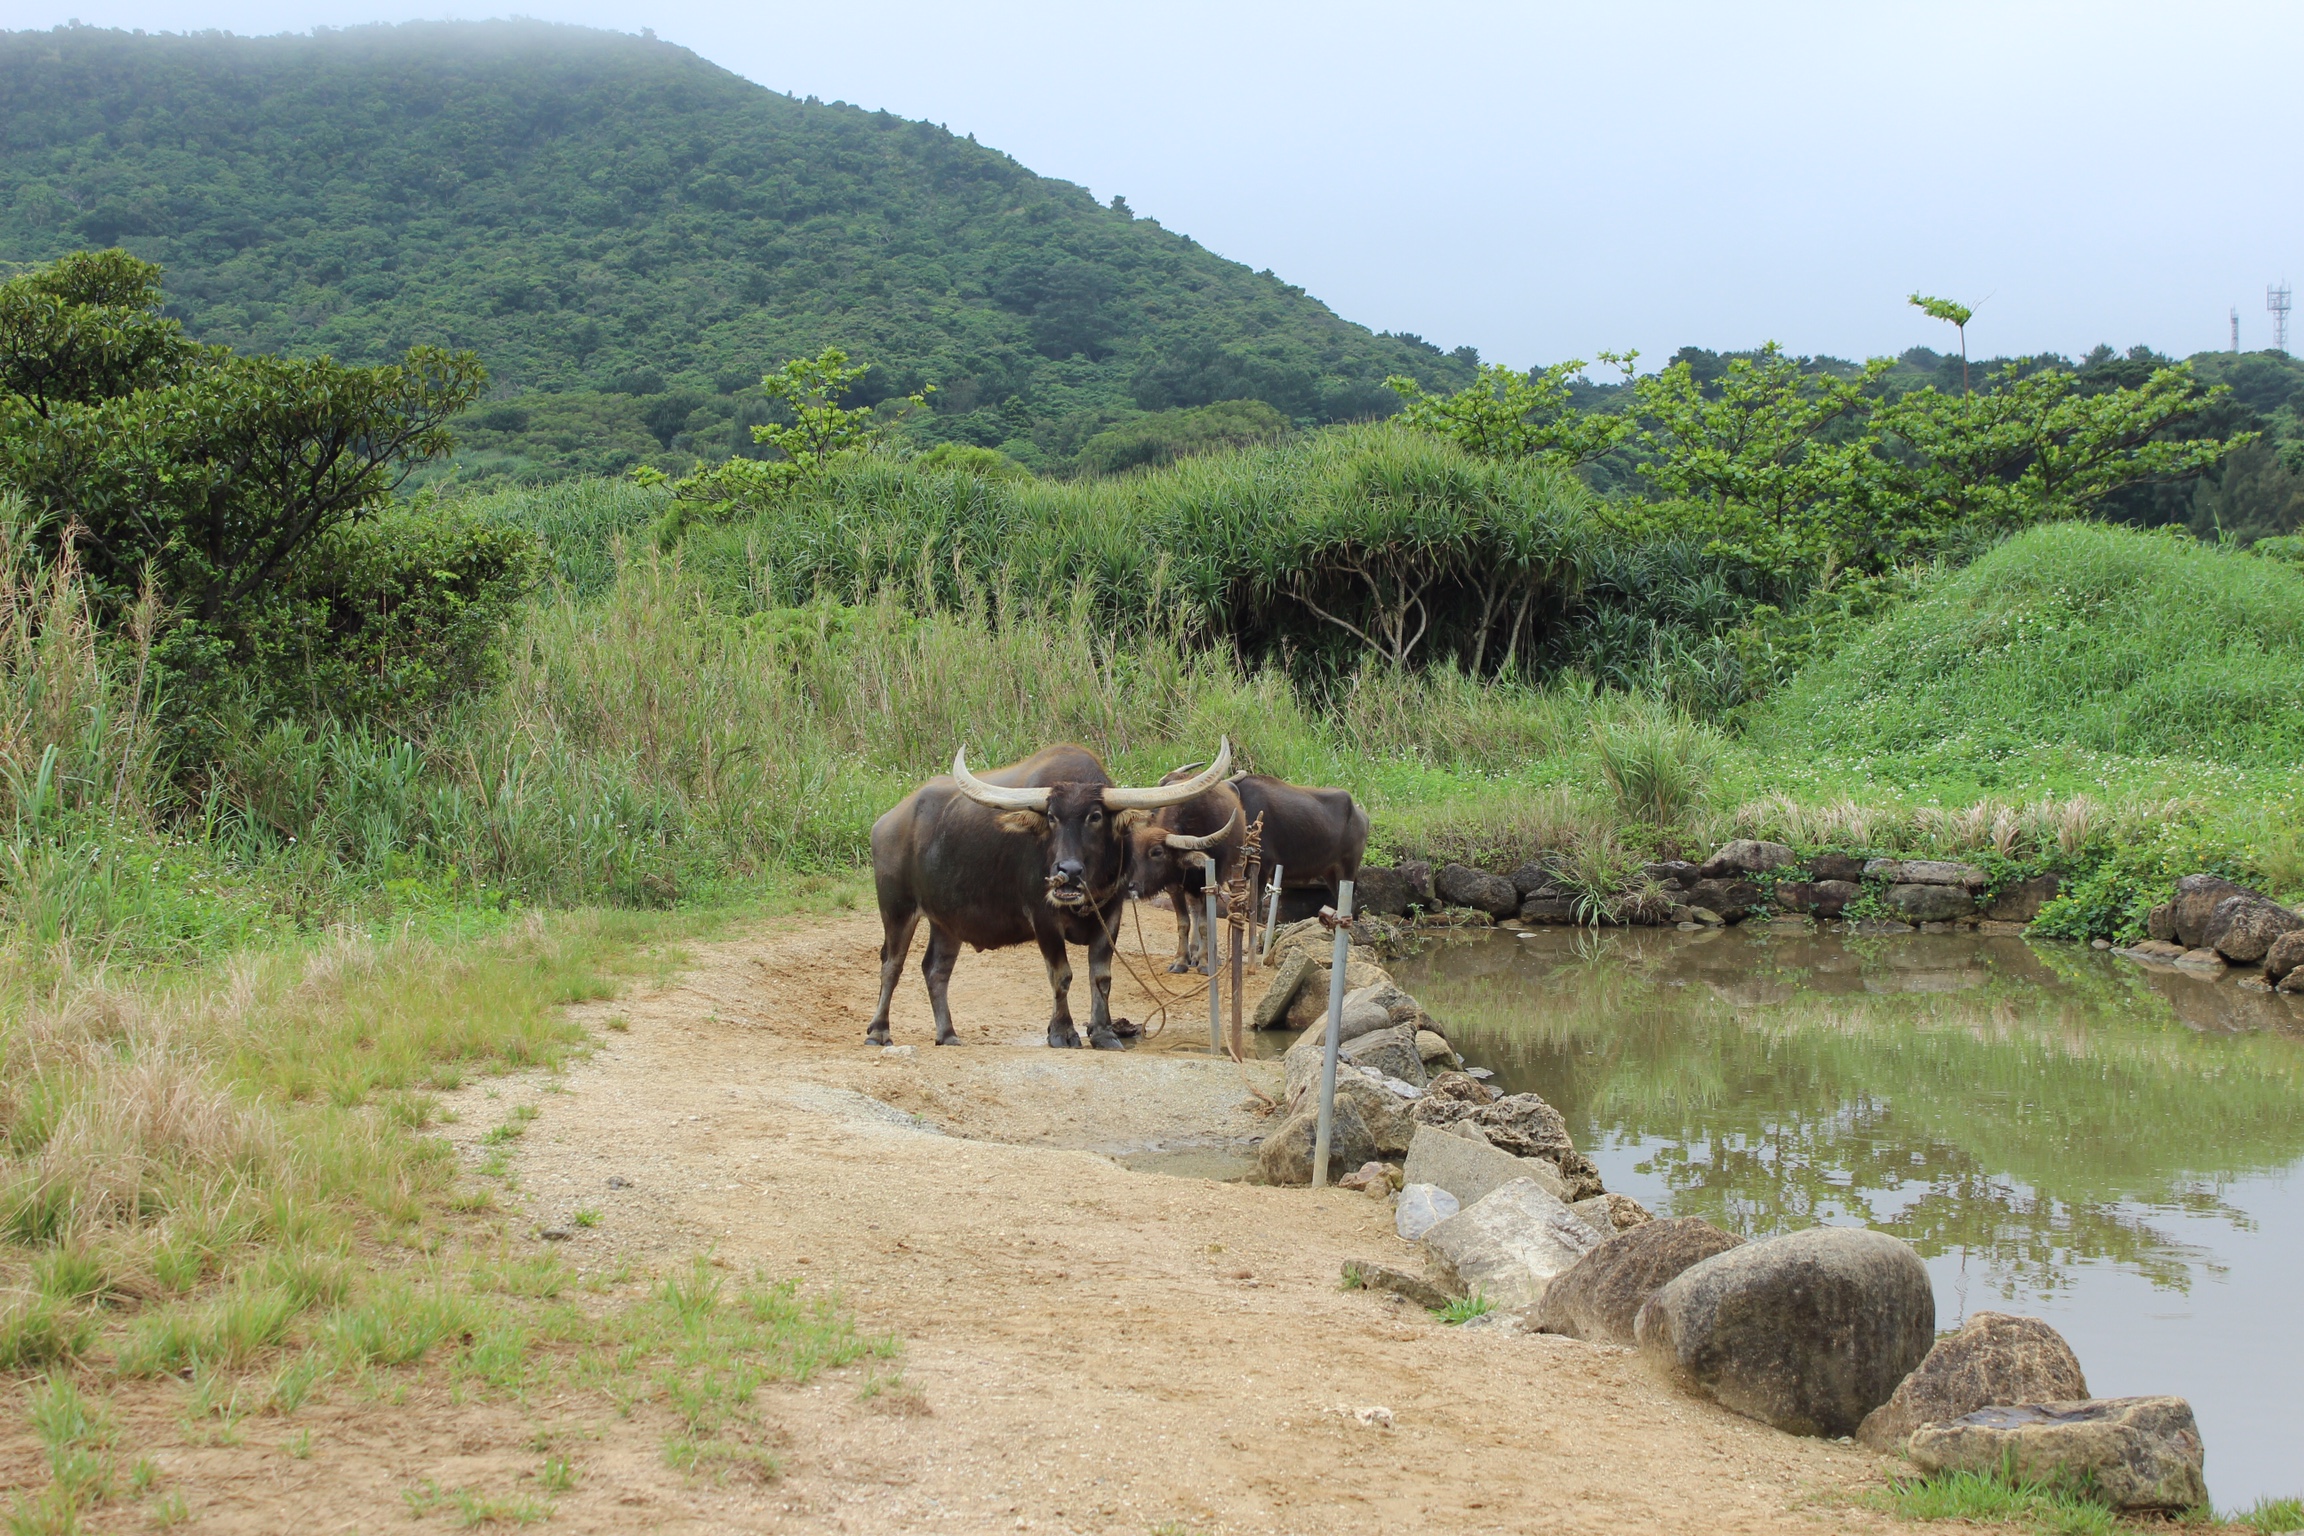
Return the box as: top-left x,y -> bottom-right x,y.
950,739 -> 1232,910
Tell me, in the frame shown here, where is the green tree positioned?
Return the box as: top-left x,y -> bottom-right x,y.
1909,293 -> 1975,394
672,348 -> 929,506
1384,356 -> 1638,468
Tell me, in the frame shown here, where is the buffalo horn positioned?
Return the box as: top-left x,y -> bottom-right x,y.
1163,808 -> 1241,852
1102,738 -> 1232,810
950,747 -> 1053,811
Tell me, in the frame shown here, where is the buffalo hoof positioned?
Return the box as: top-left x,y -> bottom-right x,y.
1048,1026 -> 1083,1049
1088,1027 -> 1127,1051
1166,960 -> 1194,974
934,1032 -> 963,1046
865,1028 -> 892,1047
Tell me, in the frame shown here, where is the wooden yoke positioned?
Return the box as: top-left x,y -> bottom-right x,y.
1223,813 -> 1266,1062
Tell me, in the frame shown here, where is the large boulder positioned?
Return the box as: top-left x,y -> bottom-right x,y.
1774,880 -> 1859,918
1259,1075 -> 1415,1183
1422,1071 -> 1498,1106
2267,929 -> 2304,984
1985,875 -> 2063,923
1885,883 -> 1974,924
1633,1226 -> 1935,1438
1572,1192 -> 1654,1236
1699,840 -> 1796,878
1282,967 -> 1399,1031
1908,1398 -> 2207,1512
2170,873 -> 2261,950
1519,894 -> 1581,925
2202,894 -> 2304,965
1421,1178 -> 1604,1308
1410,1094 -> 1605,1200
1340,1024 -> 1428,1088
1435,863 -> 1520,918
1865,859 -> 1988,889
1855,1312 -> 2090,1453
1403,1122 -> 1570,1206
1510,860 -> 1567,896
1643,860 -> 1701,889
1250,952 -> 1315,1030
1807,852 -> 1867,883
1394,1183 -> 1459,1241
2146,902 -> 2178,943
1535,1217 -> 1744,1346
1353,865 -> 1422,918
1688,878 -> 1765,921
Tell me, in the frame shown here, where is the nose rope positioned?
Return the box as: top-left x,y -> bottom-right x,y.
1092,896 -> 1259,1070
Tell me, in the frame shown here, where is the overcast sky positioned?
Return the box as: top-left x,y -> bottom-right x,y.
21,1 -> 2304,369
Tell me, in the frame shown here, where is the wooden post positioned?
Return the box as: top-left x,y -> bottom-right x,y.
1259,864 -> 1285,962
1310,880 -> 1356,1189
1203,859 -> 1222,1054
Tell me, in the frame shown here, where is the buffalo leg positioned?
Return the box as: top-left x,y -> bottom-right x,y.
1037,927 -> 1082,1048
921,922 -> 964,1047
1085,925 -> 1123,1050
866,903 -> 922,1046
1168,897 -> 1196,973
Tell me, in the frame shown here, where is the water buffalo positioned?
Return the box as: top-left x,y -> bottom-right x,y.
1231,772 -> 1368,904
867,739 -> 1231,1048
1125,786 -> 1245,971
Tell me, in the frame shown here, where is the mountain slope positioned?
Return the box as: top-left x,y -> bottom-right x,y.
0,21 -> 1474,479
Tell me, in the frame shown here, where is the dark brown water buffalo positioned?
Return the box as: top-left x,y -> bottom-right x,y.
1230,772 -> 1369,902
1125,786 -> 1244,971
867,739 -> 1231,1048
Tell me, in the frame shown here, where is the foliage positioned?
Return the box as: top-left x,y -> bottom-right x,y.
1433,1292 -> 1493,1324
0,251 -> 510,724
907,442 -> 1034,481
1070,399 -> 1288,478
1385,356 -> 1638,468
1588,700 -> 1715,829
1908,292 -> 1975,393
0,21 -> 1475,486
672,348 -> 928,506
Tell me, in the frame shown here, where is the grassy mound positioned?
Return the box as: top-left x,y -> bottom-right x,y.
1749,522 -> 2304,778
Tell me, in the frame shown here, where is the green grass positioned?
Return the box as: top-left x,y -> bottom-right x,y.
1867,1467 -> 2127,1534
1433,1292 -> 1494,1325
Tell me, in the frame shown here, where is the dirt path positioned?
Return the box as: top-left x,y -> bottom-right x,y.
83,908 -> 1908,1534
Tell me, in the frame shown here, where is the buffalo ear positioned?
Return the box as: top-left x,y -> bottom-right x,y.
1113,809 -> 1152,834
994,809 -> 1049,836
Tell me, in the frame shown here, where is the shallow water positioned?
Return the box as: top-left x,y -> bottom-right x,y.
1388,925 -> 2304,1510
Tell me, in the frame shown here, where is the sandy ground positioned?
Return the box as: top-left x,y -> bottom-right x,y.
35,906 -> 1911,1534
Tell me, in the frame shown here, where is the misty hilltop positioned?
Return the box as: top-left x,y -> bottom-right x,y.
0,20 -> 1475,479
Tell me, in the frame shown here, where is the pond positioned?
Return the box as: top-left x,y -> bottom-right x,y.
1387,925 -> 2304,1510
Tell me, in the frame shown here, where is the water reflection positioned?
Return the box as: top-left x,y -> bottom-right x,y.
1389,927 -> 2304,1505
1392,928 -> 2304,1292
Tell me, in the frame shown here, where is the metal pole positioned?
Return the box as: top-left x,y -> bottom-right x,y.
1310,879 -> 1356,1189
1228,895 -> 1245,1061
1203,858 -> 1222,1054
1260,864 -> 1285,961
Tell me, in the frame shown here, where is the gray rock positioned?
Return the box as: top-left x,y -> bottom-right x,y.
1643,860 -> 1702,889
1807,852 -> 1868,883
605,1176 -> 631,1189
1865,858 -> 1988,889
1571,1192 -> 1655,1236
1688,879 -> 1765,920
1340,1024 -> 1427,1089
1518,894 -> 1581,924
1342,1259 -> 1453,1308
2281,969 -> 2304,995
1775,880 -> 1859,917
2171,873 -> 2262,950
538,1221 -> 573,1241
2175,947 -> 2227,972
1353,865 -> 1417,918
1699,840 -> 1797,878
1421,1071 -> 1498,1106
1414,1028 -> 1455,1064
1985,875 -> 2063,923
1885,883 -> 1974,923
1257,1087 -> 1372,1185
1409,1095 -> 1604,1200
1435,863 -> 1520,917
1510,860 -> 1566,896
2203,893 -> 2304,965
1422,1178 -> 1604,1308
1536,1217 -> 1745,1346
2267,929 -> 2304,983
1403,1122 -> 1570,1206
1855,1311 -> 2090,1453
1282,964 -> 1396,1032
2146,902 -> 2178,943
1251,952 -> 1314,1030
1908,1398 -> 2207,1512
1395,1182 -> 1460,1241
1396,860 -> 1434,909
1633,1226 -> 1935,1438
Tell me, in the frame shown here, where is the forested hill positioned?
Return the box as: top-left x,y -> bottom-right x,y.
0,21 -> 1475,480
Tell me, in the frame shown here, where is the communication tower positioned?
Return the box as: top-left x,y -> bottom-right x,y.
2231,306 -> 2240,352
2271,282 -> 2293,354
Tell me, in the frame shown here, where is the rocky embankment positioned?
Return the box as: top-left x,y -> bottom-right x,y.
2115,873 -> 2304,994
1245,902 -> 2219,1514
